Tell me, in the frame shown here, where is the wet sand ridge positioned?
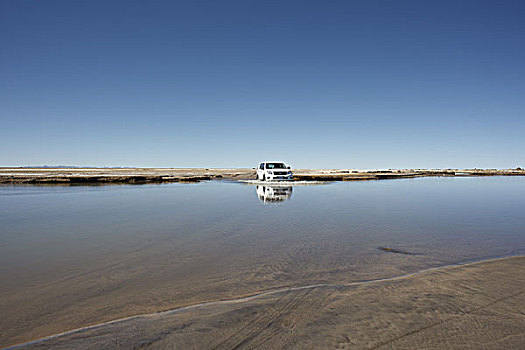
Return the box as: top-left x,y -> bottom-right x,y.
6,256 -> 525,349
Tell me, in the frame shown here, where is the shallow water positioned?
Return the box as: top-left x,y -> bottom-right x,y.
1,177 -> 525,346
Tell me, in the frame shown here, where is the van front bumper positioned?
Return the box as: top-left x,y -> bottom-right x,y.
267,175 -> 293,181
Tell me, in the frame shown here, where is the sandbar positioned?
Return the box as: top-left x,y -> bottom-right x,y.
1,167 -> 524,184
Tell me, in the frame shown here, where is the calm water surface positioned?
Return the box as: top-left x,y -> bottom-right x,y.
2,177 -> 525,273
1,177 -> 525,345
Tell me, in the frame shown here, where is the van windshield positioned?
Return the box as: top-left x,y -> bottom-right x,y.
266,163 -> 286,169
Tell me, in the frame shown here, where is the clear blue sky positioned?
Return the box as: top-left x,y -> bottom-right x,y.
1,0 -> 524,169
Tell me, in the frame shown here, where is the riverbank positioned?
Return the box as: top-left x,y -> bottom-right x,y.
6,255 -> 525,349
1,167 -> 524,184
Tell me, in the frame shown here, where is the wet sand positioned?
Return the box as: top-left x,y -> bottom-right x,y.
1,167 -> 524,184
6,256 -> 525,349
0,221 -> 448,348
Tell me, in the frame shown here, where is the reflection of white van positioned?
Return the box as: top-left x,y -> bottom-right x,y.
256,162 -> 293,181
256,185 -> 293,203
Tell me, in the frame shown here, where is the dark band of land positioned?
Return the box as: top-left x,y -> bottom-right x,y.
1,167 -> 524,184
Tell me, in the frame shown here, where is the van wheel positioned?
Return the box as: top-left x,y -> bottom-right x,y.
262,174 -> 266,181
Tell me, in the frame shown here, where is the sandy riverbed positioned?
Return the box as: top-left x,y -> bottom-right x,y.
2,175 -> 524,349
6,256 -> 524,349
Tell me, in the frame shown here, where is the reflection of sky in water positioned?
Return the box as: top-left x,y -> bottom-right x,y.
1,177 -> 525,283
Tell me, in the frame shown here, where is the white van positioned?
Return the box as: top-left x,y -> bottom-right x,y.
256,162 -> 293,181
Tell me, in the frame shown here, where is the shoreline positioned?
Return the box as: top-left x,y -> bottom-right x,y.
1,167 -> 524,184
4,254 -> 524,349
